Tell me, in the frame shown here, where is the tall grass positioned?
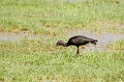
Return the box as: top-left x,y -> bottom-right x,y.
0,0 -> 124,33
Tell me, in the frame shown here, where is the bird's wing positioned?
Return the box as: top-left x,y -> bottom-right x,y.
71,37 -> 89,44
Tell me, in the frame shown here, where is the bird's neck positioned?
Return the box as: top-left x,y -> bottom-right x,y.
63,43 -> 68,47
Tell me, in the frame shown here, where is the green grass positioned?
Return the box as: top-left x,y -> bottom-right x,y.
0,38 -> 124,82
0,0 -> 124,82
0,0 -> 124,33
107,39 -> 124,48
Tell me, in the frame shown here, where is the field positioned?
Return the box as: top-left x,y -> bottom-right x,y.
0,0 -> 124,82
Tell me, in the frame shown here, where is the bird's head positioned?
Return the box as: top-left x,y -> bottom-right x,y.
91,40 -> 98,45
56,40 -> 66,47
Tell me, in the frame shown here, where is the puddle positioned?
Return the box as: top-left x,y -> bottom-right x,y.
0,30 -> 124,52
0,31 -> 41,42
68,30 -> 124,52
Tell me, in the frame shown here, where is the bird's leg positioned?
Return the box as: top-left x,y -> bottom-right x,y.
76,46 -> 79,55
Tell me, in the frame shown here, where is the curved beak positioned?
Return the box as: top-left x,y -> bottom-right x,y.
54,44 -> 58,49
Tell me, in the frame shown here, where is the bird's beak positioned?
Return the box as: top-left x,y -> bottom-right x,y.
93,44 -> 98,49
54,45 -> 58,49
51,45 -> 58,54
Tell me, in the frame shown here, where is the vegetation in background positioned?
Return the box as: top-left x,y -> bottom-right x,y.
0,0 -> 124,33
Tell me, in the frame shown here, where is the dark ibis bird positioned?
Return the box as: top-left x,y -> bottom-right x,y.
56,35 -> 98,55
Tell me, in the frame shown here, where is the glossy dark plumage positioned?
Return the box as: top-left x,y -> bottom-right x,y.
56,35 -> 98,55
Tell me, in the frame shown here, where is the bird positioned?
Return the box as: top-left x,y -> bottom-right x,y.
56,35 -> 98,55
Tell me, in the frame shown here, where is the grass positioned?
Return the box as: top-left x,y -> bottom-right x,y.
0,37 -> 124,82
0,39 -> 124,82
0,0 -> 124,33
0,0 -> 124,82
106,39 -> 124,49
